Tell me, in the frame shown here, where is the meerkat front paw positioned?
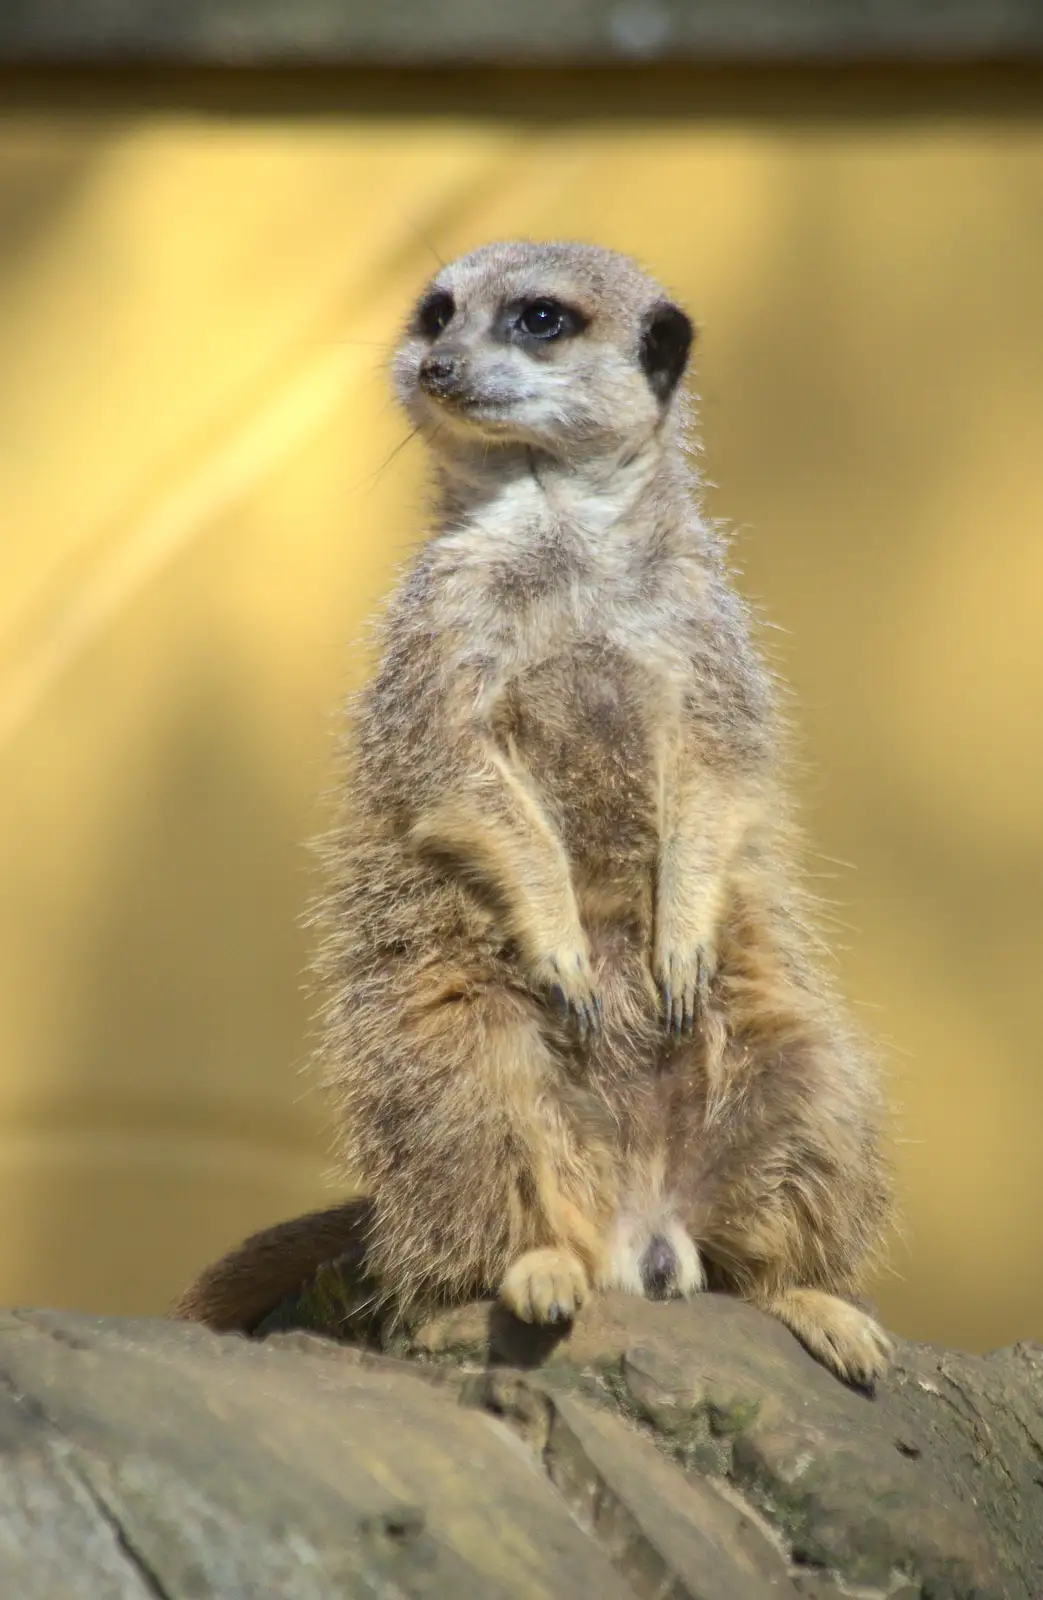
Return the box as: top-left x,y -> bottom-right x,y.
764,1288 -> 893,1389
529,943 -> 603,1041
500,1247 -> 589,1324
654,943 -> 715,1038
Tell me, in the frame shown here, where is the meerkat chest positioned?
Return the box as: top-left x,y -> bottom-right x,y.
437,515 -> 700,863
492,635 -> 666,873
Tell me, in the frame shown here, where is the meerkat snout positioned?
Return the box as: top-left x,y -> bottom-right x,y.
417,348 -> 466,400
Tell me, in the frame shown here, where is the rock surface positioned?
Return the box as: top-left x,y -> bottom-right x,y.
2,1282 -> 1042,1597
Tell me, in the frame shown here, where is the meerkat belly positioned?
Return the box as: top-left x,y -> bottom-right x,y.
495,642 -> 660,902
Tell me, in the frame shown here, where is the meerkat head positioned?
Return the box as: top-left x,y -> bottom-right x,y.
393,241 -> 694,467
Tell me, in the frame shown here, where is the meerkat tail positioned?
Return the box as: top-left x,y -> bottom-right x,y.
168,1198 -> 372,1334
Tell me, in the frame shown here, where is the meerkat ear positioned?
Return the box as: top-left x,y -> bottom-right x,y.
640,301 -> 694,403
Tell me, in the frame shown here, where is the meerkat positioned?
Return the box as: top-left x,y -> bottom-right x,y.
173,240 -> 892,1386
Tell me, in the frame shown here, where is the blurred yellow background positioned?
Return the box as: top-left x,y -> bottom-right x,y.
1,69 -> 1041,1352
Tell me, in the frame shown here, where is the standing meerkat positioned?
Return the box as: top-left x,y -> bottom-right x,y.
174,240 -> 892,1385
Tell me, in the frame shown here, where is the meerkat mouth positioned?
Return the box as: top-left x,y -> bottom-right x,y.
451,393 -> 536,423
452,397 -> 514,421
428,395 -> 536,446
429,381 -> 542,417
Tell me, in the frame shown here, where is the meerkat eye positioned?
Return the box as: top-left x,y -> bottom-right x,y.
414,290 -> 455,340
517,298 -> 585,341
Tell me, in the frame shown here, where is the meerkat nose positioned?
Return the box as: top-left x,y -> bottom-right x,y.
418,351 -> 465,399
640,1234 -> 678,1300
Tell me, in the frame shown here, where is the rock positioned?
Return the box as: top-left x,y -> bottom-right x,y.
1,1277 -> 1041,1597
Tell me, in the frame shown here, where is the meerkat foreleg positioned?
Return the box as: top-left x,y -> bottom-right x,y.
410,742 -> 601,1036
654,773 -> 756,1037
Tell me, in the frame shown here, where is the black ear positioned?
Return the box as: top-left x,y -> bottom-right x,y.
639,301 -> 694,403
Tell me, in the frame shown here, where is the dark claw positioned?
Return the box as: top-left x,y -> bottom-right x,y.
546,1303 -> 562,1324
661,951 -> 716,1040
548,985 -> 603,1043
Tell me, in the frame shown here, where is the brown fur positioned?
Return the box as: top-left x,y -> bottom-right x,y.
169,1200 -> 371,1333
174,242 -> 893,1384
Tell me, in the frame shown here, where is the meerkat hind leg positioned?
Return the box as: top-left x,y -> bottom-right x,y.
761,1287 -> 893,1388
500,1247 -> 589,1324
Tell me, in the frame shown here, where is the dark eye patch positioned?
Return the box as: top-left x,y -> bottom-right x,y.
414,290 -> 455,340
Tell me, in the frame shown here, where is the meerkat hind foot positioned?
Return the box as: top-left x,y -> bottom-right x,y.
763,1287 -> 893,1389
500,1247 -> 588,1325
